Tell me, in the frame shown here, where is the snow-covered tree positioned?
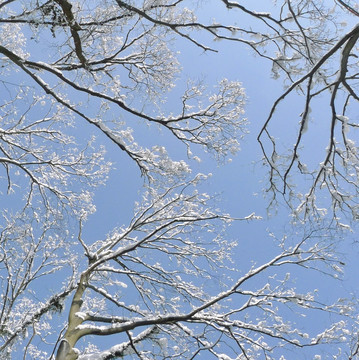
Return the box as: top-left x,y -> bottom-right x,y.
1,1 -> 359,359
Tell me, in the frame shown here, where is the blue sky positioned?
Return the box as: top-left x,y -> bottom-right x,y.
2,1 -> 359,359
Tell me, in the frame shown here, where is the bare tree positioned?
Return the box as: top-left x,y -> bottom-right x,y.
54,177 -> 354,360
0,1 -> 359,359
253,0 -> 359,221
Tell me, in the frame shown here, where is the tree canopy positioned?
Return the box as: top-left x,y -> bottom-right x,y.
1,1 -> 359,359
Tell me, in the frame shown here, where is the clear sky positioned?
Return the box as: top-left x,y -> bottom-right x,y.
2,1 -> 359,359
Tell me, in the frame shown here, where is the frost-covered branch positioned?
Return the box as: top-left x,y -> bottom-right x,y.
53,178 -> 353,359
255,4 -> 359,221
0,1 -> 358,359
